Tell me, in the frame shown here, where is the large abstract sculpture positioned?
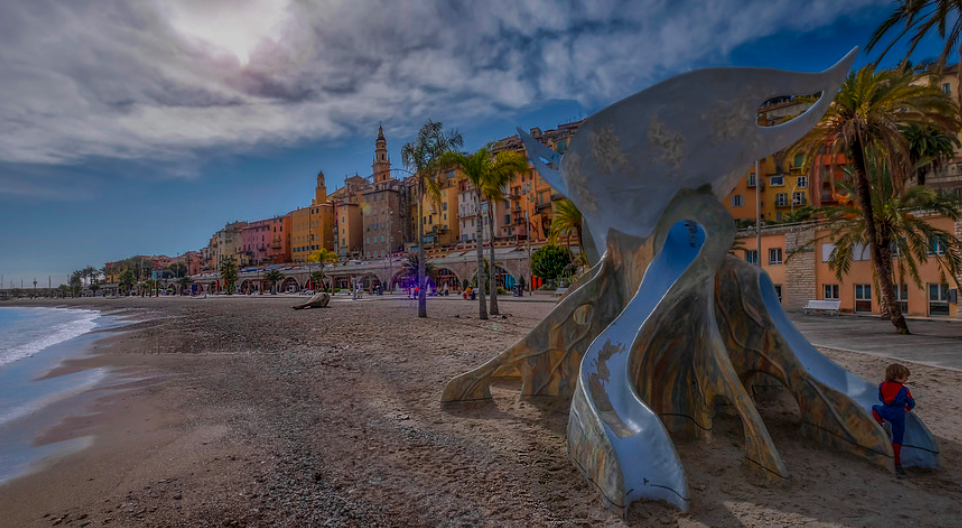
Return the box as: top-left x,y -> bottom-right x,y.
442,48 -> 939,514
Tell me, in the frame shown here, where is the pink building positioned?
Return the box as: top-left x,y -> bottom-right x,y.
242,219 -> 272,266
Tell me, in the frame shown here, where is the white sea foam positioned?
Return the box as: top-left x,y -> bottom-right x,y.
0,308 -> 100,368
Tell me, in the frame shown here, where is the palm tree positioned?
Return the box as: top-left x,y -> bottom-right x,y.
809,157 -> 962,304
868,1 -> 962,108
219,261 -> 238,295
402,120 -> 463,317
480,150 -> 528,315
400,252 -> 436,286
69,270 -> 83,297
177,275 -> 193,295
793,65 -> 960,333
118,269 -> 136,295
263,269 -> 284,294
309,270 -> 326,292
82,265 -> 98,289
902,123 -> 960,185
439,149 -> 494,319
548,198 -> 587,268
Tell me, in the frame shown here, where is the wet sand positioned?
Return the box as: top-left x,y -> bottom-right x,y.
0,295 -> 960,527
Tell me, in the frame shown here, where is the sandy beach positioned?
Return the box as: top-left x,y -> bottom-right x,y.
0,295 -> 960,527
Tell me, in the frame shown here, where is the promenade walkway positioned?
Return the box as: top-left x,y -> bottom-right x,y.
788,313 -> 962,372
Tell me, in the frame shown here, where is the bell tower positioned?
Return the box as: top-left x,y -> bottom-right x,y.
373,124 -> 391,183
313,170 -> 327,205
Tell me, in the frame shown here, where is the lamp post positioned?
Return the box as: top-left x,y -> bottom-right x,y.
755,160 -> 761,268
387,208 -> 393,293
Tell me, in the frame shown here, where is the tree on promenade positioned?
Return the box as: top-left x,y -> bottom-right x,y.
309,270 -> 326,292
440,148 -> 526,319
400,252 -> 436,287
549,198 -> 587,269
118,269 -> 136,295
868,0 -> 962,109
178,274 -> 193,295
793,65 -> 960,333
531,245 -> 572,285
263,269 -> 284,294
480,150 -> 528,316
902,123 -> 960,185
69,270 -> 82,297
219,261 -> 238,294
401,120 -> 463,318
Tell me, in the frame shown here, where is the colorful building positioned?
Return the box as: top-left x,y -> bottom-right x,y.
334,202 -> 362,259
267,215 -> 292,264
419,169 -> 461,249
734,215 -> 960,318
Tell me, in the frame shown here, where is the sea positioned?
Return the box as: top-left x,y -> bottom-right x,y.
0,306 -> 125,484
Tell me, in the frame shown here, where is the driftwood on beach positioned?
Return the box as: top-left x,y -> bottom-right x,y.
291,292 -> 331,310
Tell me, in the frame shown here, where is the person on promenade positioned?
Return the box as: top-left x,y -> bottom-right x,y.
872,363 -> 915,476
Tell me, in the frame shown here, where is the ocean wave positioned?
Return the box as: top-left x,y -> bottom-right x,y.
0,308 -> 100,368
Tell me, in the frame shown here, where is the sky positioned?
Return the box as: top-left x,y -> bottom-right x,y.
0,0 -> 955,287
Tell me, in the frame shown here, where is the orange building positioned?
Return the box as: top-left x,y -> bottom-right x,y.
734,215 -> 960,317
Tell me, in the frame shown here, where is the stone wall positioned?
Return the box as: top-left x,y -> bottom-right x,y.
784,228 -> 816,310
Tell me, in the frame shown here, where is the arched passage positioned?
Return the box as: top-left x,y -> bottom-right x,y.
281,277 -> 300,293
435,268 -> 461,291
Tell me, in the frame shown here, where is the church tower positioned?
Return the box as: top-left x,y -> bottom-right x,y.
373,125 -> 391,183
313,170 -> 327,205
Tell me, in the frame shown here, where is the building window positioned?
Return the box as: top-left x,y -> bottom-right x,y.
855,284 -> 872,313
731,195 -> 744,207
442,202 -> 447,211
745,250 -> 758,265
943,83 -> 952,96
894,284 -> 909,314
797,176 -> 807,188
747,173 -> 757,188
775,193 -> 788,206
823,284 -> 839,299
929,283 -> 950,316
771,174 -> 784,186
774,285 -> 783,304
769,248 -> 783,265
929,234 -> 947,255
792,192 -> 806,206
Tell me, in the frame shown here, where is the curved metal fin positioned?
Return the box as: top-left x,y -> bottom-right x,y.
518,127 -> 567,198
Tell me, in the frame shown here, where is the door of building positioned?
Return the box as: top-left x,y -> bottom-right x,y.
855,284 -> 872,313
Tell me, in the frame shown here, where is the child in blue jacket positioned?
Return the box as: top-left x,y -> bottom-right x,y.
871,363 -> 915,476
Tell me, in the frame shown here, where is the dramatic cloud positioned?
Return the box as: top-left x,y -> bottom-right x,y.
0,0 -> 886,167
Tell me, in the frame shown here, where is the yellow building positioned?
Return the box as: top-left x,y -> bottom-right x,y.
213,221 -> 247,268
335,202 -> 363,259
420,169 -> 461,249
290,171 -> 335,263
290,205 -> 334,263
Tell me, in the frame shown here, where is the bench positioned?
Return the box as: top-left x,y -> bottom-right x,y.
553,287 -> 569,297
803,299 -> 841,316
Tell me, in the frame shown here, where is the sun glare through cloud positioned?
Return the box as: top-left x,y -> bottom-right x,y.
168,0 -> 291,65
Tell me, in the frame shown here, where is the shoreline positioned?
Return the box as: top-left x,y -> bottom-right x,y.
0,297 -> 959,526
0,306 -> 148,485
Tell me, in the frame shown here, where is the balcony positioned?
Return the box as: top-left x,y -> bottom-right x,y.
535,202 -> 551,213
550,192 -> 565,201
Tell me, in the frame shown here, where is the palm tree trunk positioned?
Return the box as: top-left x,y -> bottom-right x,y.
475,192 -> 487,320
851,139 -> 910,334
417,178 -> 427,318
488,208 -> 500,315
